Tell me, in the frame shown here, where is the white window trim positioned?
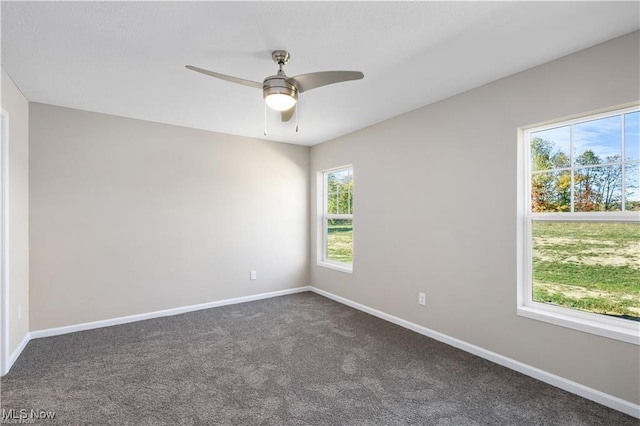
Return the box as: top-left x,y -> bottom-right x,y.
317,166 -> 353,274
517,104 -> 640,345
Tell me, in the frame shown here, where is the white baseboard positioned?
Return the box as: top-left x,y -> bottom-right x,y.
4,332 -> 30,375
30,286 -> 311,340
6,286 -> 310,374
308,286 -> 640,419
3,286 -> 309,375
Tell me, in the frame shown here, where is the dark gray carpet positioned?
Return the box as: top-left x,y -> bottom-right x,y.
0,292 -> 637,425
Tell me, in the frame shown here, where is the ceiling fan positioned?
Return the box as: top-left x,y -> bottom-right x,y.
186,50 -> 364,123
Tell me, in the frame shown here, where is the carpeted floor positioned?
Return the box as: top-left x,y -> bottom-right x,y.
0,292 -> 637,425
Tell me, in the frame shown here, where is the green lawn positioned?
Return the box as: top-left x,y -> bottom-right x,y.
327,222 -> 353,263
532,222 -> 640,321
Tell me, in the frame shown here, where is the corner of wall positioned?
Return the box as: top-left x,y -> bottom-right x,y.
1,67 -> 31,375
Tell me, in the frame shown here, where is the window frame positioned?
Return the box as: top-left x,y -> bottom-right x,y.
517,105 -> 640,345
318,165 -> 353,274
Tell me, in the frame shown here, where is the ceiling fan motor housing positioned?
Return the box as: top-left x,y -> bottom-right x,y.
263,75 -> 298,103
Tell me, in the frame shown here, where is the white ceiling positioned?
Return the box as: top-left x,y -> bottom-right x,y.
2,2 -> 639,146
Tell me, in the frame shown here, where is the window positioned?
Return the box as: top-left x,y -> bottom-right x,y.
518,106 -> 640,344
319,166 -> 353,273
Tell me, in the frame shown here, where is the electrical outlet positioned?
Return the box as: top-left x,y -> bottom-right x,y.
250,270 -> 257,280
418,292 -> 426,306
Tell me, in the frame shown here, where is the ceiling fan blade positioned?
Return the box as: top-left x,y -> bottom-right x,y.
281,106 -> 296,122
185,65 -> 262,89
288,71 -> 364,93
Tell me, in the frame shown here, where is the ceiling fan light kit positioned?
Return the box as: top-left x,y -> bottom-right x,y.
263,79 -> 298,112
264,92 -> 296,112
186,50 -> 364,129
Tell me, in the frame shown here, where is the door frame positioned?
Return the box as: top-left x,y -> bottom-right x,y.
1,109 -> 9,376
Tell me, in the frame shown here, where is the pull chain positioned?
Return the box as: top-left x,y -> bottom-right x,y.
295,99 -> 299,133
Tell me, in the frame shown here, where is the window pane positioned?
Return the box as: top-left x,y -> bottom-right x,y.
532,222 -> 640,321
531,170 -> 571,212
626,163 -> 640,211
530,126 -> 570,171
573,165 -> 622,212
625,111 -> 639,161
326,219 -> 353,263
327,169 -> 353,215
574,115 -> 622,166
327,192 -> 338,214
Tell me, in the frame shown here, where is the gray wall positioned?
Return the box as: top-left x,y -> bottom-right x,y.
1,68 -> 30,363
29,104 -> 309,330
310,32 -> 640,404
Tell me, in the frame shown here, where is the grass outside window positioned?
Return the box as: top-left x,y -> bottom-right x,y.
327,219 -> 353,263
532,222 -> 639,321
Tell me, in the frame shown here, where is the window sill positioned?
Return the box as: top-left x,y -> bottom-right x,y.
317,261 -> 353,274
517,304 -> 639,345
